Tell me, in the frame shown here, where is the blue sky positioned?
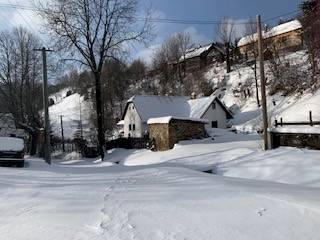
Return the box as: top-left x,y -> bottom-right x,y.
0,0 -> 303,65
134,0 -> 303,63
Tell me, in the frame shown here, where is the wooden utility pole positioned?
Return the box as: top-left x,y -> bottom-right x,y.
79,97 -> 83,139
257,15 -> 269,150
35,47 -> 53,164
60,115 -> 65,152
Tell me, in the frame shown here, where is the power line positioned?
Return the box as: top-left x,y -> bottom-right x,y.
264,9 -> 301,23
7,0 -> 38,33
0,2 -> 301,25
0,9 -> 16,30
0,1 -> 48,45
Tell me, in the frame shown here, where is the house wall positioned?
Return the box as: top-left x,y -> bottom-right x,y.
123,103 -> 144,138
202,100 -> 228,130
240,29 -> 303,58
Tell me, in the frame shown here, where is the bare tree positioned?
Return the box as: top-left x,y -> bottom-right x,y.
216,17 -> 235,73
176,32 -> 194,79
127,59 -> 147,83
0,27 -> 43,154
244,20 -> 260,107
39,0 -> 151,159
177,32 -> 194,61
300,0 -> 320,85
151,32 -> 194,90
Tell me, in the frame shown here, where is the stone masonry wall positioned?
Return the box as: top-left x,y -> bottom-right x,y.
149,119 -> 206,151
148,123 -> 171,151
270,132 -> 320,150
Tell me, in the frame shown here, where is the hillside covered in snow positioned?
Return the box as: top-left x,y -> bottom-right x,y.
48,48 -> 319,139
49,89 -> 93,140
204,50 -> 319,132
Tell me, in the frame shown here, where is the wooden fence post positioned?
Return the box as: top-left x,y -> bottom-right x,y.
310,111 -> 313,126
275,119 -> 278,127
280,118 -> 283,127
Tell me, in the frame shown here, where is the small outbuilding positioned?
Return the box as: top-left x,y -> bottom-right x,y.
148,117 -> 208,151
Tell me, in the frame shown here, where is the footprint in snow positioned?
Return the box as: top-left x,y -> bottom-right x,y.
257,208 -> 267,216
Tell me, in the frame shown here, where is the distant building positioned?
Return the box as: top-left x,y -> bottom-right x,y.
121,95 -> 233,138
238,20 -> 303,60
179,43 -> 225,71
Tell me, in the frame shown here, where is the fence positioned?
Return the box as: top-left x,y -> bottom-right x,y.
51,141 -> 77,154
274,111 -> 320,127
271,110 -> 320,150
106,137 -> 150,150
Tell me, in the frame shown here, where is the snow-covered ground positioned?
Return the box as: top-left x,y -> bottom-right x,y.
110,129 -> 320,188
2,129 -> 320,239
1,156 -> 320,240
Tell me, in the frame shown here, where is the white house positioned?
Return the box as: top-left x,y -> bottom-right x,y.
121,95 -> 233,138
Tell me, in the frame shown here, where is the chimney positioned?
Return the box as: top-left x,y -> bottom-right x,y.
191,92 -> 197,99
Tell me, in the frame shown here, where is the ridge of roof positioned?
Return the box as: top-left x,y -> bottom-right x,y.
127,94 -> 190,102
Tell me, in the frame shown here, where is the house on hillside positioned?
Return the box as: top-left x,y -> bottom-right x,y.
121,95 -> 233,138
171,42 -> 225,73
238,19 -> 303,60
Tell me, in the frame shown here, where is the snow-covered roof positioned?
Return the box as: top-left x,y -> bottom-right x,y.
180,44 -> 212,61
123,95 -> 232,123
188,96 -> 216,118
125,95 -> 190,122
117,120 -> 124,126
147,116 -> 209,124
238,20 -> 302,47
0,137 -> 24,151
270,126 -> 320,134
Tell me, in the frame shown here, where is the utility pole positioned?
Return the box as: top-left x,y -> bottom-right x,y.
35,47 -> 53,164
257,15 -> 269,150
60,115 -> 65,152
79,96 -> 83,139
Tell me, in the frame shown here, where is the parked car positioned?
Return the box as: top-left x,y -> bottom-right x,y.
0,137 -> 25,167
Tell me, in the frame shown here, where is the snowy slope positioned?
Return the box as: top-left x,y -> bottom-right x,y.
205,50 -> 320,132
49,90 -> 92,139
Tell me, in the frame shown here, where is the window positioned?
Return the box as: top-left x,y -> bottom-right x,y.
133,124 -> 136,131
212,102 -> 216,110
211,121 -> 218,128
129,124 -> 132,131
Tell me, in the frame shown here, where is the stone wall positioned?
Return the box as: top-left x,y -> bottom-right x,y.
270,132 -> 320,150
148,123 -> 171,151
149,119 -> 206,151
